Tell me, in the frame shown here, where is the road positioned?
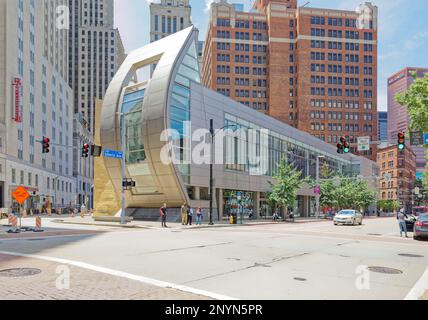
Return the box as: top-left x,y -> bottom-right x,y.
0,217 -> 427,300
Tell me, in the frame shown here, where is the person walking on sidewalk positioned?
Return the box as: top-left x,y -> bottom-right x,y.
187,205 -> 194,226
160,203 -> 168,228
397,208 -> 408,238
196,207 -> 203,225
181,203 -> 188,225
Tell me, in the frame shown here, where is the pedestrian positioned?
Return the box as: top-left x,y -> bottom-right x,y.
273,208 -> 279,221
80,203 -> 87,218
160,203 -> 168,228
196,207 -> 203,225
187,205 -> 193,226
397,208 -> 408,238
181,203 -> 187,225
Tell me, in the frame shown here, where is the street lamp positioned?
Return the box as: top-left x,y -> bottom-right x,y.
117,111 -> 127,225
315,155 -> 325,219
209,119 -> 238,225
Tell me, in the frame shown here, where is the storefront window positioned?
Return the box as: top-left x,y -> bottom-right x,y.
223,190 -> 254,220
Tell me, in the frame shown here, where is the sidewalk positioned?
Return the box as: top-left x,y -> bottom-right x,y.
0,253 -> 210,300
49,215 -> 335,230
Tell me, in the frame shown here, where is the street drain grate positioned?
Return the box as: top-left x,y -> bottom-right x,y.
0,268 -> 42,278
294,277 -> 307,282
399,254 -> 424,258
368,266 -> 403,275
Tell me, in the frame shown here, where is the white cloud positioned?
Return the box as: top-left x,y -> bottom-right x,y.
205,0 -> 215,13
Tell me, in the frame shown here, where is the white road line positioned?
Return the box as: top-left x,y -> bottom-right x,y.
0,250 -> 237,301
405,266 -> 428,300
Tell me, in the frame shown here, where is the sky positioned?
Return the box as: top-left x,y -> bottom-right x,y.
114,0 -> 428,112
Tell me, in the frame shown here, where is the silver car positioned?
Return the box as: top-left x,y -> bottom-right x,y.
334,210 -> 363,226
414,215 -> 428,240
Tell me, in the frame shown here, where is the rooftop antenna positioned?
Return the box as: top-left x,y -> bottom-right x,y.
301,1 -> 310,8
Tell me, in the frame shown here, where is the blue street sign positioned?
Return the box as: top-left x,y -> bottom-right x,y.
103,149 -> 124,159
424,133 -> 428,145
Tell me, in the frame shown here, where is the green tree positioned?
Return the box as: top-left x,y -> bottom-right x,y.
267,156 -> 307,215
396,72 -> 428,191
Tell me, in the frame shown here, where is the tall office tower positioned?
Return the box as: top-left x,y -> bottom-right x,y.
0,0 -> 75,210
150,0 -> 192,74
388,67 -> 428,179
68,0 -> 125,208
150,0 -> 192,43
202,0 -> 379,161
378,111 -> 388,142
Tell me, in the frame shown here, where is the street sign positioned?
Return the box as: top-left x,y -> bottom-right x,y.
410,132 -> 424,146
103,149 -> 124,159
424,133 -> 428,145
12,186 -> 30,205
357,136 -> 370,151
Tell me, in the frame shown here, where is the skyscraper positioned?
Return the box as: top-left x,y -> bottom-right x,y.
387,67 -> 428,178
378,111 -> 388,142
0,0 -> 75,209
150,0 -> 192,43
202,0 -> 379,161
68,0 -> 126,208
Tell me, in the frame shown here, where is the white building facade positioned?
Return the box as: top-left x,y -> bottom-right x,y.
0,0 -> 75,211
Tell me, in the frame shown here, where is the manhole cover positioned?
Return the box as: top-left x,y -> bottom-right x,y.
399,254 -> 424,258
368,266 -> 403,274
0,268 -> 42,278
294,277 -> 307,282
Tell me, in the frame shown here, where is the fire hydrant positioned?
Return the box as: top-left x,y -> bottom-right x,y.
229,215 -> 234,225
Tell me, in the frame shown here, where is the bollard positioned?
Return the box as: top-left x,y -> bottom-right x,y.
34,217 -> 44,233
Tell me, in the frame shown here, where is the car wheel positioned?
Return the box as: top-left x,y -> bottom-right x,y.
413,235 -> 419,241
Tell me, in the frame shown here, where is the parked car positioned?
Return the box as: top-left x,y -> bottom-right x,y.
334,210 -> 363,226
413,215 -> 428,240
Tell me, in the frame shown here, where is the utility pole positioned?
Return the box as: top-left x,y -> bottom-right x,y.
209,119 -> 214,226
120,112 -> 127,225
315,155 -> 325,218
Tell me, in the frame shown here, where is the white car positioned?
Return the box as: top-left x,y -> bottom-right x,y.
333,210 -> 363,226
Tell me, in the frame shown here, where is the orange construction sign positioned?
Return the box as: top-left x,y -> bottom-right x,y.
12,186 -> 30,205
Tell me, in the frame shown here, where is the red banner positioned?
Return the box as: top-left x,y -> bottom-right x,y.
13,77 -> 22,123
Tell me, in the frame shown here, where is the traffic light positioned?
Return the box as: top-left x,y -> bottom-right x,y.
42,137 -> 50,154
343,141 -> 350,154
337,137 -> 350,154
397,132 -> 405,150
82,143 -> 90,158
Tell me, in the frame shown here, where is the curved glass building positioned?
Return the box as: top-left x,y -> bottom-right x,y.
97,27 -> 378,220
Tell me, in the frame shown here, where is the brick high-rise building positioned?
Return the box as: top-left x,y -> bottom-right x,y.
377,145 -> 416,213
387,67 -> 428,178
202,0 -> 378,160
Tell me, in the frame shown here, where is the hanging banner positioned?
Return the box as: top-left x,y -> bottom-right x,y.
12,77 -> 22,123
